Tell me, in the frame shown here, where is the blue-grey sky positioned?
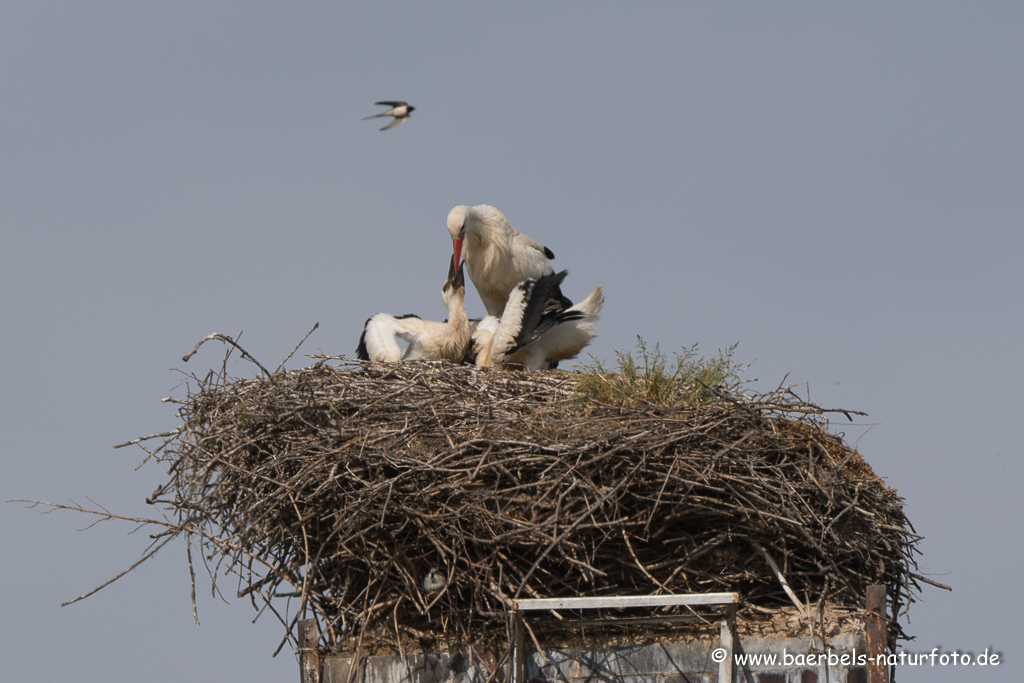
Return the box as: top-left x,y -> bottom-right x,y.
2,3 -> 1021,682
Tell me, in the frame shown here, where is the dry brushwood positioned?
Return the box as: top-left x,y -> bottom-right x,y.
33,340 -> 931,656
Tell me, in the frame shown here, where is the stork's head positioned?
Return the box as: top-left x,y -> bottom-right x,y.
441,253 -> 465,307
446,205 -> 469,269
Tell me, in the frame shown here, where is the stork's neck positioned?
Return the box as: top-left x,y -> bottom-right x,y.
445,289 -> 468,329
439,289 -> 471,362
465,228 -> 512,287
465,211 -> 511,257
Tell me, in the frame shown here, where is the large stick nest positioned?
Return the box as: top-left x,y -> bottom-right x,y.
137,357 -> 923,652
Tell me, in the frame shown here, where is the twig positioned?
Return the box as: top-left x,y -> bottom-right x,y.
752,542 -> 807,619
274,322 -> 319,375
182,332 -> 274,380
113,428 -> 183,449
63,534 -> 177,607
908,573 -> 952,591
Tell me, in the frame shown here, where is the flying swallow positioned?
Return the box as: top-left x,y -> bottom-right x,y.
362,100 -> 415,131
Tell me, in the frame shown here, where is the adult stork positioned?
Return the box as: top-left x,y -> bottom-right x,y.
356,256 -> 470,363
466,271 -> 604,371
446,204 -> 572,317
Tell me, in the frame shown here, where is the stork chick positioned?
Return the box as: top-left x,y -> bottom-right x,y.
356,256 -> 470,363
467,271 -> 604,371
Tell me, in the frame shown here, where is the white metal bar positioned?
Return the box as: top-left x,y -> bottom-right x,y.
514,592 -> 738,612
720,604 -> 736,683
510,592 -> 740,683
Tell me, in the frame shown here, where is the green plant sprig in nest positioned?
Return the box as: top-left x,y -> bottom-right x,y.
575,337 -> 745,407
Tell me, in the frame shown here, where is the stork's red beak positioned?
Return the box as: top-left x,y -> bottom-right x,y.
452,237 -> 463,272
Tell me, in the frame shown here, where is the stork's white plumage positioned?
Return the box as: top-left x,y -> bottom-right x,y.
421,568 -> 445,592
356,257 -> 470,363
446,204 -> 572,317
466,271 -> 604,371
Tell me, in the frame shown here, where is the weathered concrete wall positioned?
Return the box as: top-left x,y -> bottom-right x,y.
321,632 -> 869,683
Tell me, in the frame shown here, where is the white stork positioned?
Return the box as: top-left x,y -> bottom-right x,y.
356,256 -> 470,363
466,271 -> 604,371
446,204 -> 572,317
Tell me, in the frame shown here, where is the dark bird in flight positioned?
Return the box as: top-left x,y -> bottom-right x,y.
362,100 -> 415,131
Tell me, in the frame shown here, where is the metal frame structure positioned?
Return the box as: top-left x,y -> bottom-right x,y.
511,592 -> 740,683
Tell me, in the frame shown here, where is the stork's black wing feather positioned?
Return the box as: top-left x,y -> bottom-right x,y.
509,271 -> 570,352
355,318 -> 372,360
